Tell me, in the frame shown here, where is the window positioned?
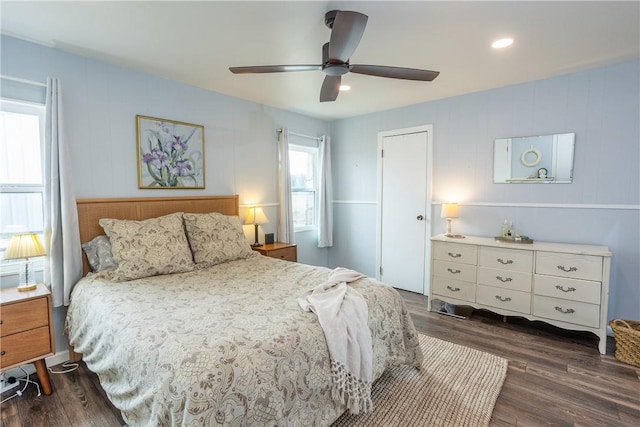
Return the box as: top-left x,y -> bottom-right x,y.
289,144 -> 318,230
0,100 -> 45,272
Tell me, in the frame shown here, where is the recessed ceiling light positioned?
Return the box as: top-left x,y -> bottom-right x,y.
339,85 -> 351,91
492,38 -> 514,49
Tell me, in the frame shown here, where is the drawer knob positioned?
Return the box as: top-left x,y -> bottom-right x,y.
0,350 -> 5,356
496,276 -> 512,283
557,265 -> 578,273
497,258 -> 513,265
447,252 -> 462,258
447,268 -> 461,274
554,306 -> 576,314
495,295 -> 512,302
446,285 -> 461,292
555,285 -> 576,293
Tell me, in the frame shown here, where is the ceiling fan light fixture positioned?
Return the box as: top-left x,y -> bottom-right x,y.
492,38 -> 514,49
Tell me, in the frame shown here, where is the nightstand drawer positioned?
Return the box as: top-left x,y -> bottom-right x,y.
253,243 -> 297,262
268,246 -> 297,261
0,298 -> 49,337
0,326 -> 52,367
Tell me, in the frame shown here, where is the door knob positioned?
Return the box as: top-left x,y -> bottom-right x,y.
416,215 -> 424,221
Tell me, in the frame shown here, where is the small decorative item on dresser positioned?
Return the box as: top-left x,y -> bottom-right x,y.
609,319 -> 640,367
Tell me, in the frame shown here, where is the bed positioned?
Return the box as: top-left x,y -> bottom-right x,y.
65,196 -> 423,426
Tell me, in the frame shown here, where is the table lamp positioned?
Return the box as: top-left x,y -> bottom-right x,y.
244,207 -> 269,247
3,233 -> 46,291
441,203 -> 464,238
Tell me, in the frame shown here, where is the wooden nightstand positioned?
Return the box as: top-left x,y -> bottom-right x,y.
0,285 -> 55,395
252,242 -> 297,262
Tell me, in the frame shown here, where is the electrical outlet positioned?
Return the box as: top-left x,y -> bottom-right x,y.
0,372 -> 19,394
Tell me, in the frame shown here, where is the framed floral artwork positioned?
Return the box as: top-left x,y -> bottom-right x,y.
136,115 -> 205,189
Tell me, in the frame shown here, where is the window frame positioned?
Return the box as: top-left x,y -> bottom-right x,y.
0,99 -> 46,276
289,143 -> 319,232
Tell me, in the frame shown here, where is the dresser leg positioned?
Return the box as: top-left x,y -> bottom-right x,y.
33,359 -> 53,395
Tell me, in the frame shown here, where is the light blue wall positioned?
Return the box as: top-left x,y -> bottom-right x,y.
0,35 -> 330,352
330,60 -> 640,323
2,33 -> 638,354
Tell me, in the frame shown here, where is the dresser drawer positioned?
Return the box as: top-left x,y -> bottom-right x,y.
534,274 -> 601,304
432,276 -> 476,303
533,295 -> 600,328
432,260 -> 477,283
0,298 -> 49,337
0,326 -> 52,367
536,252 -> 603,281
479,247 -> 533,272
433,242 -> 477,265
477,267 -> 532,292
476,285 -> 531,314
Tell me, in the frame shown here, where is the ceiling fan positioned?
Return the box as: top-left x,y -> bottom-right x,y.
229,10 -> 440,102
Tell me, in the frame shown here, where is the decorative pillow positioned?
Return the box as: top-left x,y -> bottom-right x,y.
183,212 -> 254,268
81,235 -> 117,272
99,212 -> 195,281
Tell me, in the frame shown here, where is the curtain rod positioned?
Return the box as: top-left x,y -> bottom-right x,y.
276,128 -> 322,141
1,75 -> 47,88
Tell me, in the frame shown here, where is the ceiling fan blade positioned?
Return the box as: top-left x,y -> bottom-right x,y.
229,65 -> 322,74
328,11 -> 368,62
320,75 -> 341,102
350,64 -> 440,81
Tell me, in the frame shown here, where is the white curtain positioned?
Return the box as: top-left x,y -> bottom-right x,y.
277,128 -> 295,244
317,135 -> 333,247
44,77 -> 83,307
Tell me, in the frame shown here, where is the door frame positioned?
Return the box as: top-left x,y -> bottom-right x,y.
376,124 -> 433,295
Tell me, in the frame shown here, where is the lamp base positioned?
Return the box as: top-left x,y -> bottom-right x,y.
251,243 -> 263,247
444,233 -> 466,239
17,283 -> 38,292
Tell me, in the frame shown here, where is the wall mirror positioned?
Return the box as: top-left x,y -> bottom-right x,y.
493,133 -> 575,183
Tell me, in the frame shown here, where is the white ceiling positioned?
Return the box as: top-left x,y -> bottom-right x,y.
1,1 -> 638,120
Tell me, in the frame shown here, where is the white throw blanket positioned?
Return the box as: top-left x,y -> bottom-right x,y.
298,267 -> 373,414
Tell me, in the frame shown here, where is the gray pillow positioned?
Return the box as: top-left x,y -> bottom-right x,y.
81,235 -> 117,272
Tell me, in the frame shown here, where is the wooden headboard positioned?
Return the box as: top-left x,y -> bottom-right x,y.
77,195 -> 239,275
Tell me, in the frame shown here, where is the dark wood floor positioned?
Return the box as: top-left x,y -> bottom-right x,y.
2,290 -> 639,426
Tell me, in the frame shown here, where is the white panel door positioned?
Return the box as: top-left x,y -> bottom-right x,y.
379,131 -> 429,293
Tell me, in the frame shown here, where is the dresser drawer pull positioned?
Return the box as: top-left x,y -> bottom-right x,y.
0,350 -> 5,356
497,258 -> 513,265
0,319 -> 3,325
495,295 -> 512,302
447,268 -> 461,274
447,252 -> 462,258
554,306 -> 575,314
557,265 -> 577,273
446,285 -> 461,292
555,285 -> 576,293
496,276 -> 512,283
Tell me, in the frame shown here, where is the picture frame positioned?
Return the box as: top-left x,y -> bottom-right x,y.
136,115 -> 205,189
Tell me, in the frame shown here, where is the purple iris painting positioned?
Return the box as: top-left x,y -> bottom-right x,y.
137,116 -> 205,188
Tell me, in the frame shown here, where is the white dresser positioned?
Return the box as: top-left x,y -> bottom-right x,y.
430,235 -> 612,354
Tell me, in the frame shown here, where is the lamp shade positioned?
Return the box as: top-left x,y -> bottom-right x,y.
244,207 -> 269,225
440,203 -> 459,219
4,233 -> 46,260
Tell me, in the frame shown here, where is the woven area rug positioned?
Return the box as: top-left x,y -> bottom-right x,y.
332,333 -> 508,427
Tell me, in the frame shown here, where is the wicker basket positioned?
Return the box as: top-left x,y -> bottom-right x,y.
609,319 -> 640,367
